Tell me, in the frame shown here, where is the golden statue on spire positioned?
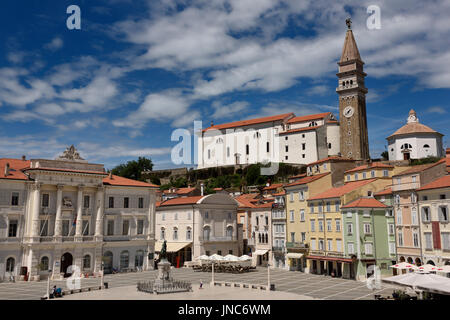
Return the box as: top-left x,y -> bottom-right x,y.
346,17 -> 352,29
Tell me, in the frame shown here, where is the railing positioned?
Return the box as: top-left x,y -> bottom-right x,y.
272,214 -> 286,219
104,235 -> 131,242
286,242 -> 308,249
82,209 -> 92,216
104,208 -> 148,215
131,234 -> 147,240
272,203 -> 285,209
0,237 -> 21,243
272,246 -> 285,252
62,236 -> 75,242
40,236 -> 53,242
82,236 -> 94,241
392,182 -> 420,192
0,206 -> 24,213
199,236 -> 235,242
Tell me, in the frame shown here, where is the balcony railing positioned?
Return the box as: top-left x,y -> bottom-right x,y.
272,203 -> 285,209
104,235 -> 131,242
0,237 -> 21,243
272,246 -> 285,252
40,236 -> 53,242
62,236 -> 74,242
200,235 -> 235,242
82,236 -> 94,241
286,242 -> 308,249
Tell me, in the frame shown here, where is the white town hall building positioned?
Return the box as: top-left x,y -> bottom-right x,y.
0,146 -> 158,281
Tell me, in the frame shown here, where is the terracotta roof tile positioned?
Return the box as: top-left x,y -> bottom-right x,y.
285,172 -> 330,187
273,190 -> 286,196
341,197 -> 388,209
417,175 -> 450,191
286,112 -> 331,124
307,156 -> 355,166
176,187 -> 197,194
279,125 -> 322,135
159,195 -> 204,206
308,179 -> 377,200
203,113 -> 294,132
103,175 -> 158,188
392,160 -> 446,177
263,183 -> 283,190
25,167 -> 107,175
374,188 -> 392,196
0,158 -> 30,180
388,122 -> 441,138
345,162 -> 393,173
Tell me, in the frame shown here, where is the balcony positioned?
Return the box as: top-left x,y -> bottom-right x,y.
62,236 -> 75,242
104,235 -> 131,242
272,213 -> 286,220
272,246 -> 285,253
82,236 -> 94,242
286,242 -> 308,249
200,236 -> 236,242
0,237 -> 21,243
272,203 -> 285,209
82,208 -> 92,216
392,182 -> 419,192
40,236 -> 53,242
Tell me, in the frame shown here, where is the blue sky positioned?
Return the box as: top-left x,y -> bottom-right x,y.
0,0 -> 449,170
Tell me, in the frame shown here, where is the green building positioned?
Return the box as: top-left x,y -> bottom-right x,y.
341,197 -> 396,281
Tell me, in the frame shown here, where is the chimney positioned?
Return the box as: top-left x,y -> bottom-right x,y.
22,155 -> 26,161
109,172 -> 113,179
210,120 -> 214,127
201,183 -> 204,196
4,163 -> 10,176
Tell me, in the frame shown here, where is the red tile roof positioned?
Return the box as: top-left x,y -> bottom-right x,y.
279,125 -> 322,135
289,173 -> 306,180
388,122 -> 441,138
158,195 -> 204,206
203,113 -> 294,132
392,159 -> 446,177
176,187 -> 197,194
285,172 -> 330,187
341,197 -> 388,209
417,175 -> 450,191
213,187 -> 223,191
308,179 -> 377,200
235,193 -> 273,209
103,175 -> 158,188
307,156 -> 355,166
273,191 -> 286,196
263,183 -> 283,190
286,112 -> 331,124
25,167 -> 108,175
0,158 -> 30,180
374,188 -> 392,196
345,162 -> 393,173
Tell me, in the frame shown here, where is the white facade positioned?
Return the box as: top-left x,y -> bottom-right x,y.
0,148 -> 157,282
197,112 -> 340,169
155,194 -> 241,261
271,194 -> 287,269
250,206 -> 272,267
388,110 -> 444,161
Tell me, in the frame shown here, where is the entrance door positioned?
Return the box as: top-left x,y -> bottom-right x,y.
328,261 -> 333,276
403,152 -> 410,160
337,262 -> 342,277
320,261 -> 325,274
312,260 -> 317,274
103,251 -> 113,274
60,252 -> 73,278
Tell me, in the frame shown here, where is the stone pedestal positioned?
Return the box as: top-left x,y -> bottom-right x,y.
154,259 -> 172,286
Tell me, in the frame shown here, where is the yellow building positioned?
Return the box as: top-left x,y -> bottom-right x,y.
306,177 -> 391,278
344,162 -> 409,183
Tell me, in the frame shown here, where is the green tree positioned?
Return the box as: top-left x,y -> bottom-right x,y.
381,151 -> 389,160
111,157 -> 153,181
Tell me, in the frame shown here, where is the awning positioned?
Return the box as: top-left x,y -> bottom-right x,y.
286,253 -> 304,259
253,249 -> 269,256
154,242 -> 191,253
306,255 -> 353,263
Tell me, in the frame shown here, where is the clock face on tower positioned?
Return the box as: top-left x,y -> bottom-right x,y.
343,106 -> 354,118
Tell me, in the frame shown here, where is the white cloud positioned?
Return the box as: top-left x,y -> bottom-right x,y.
427,106 -> 447,114
44,37 -> 63,51
211,101 -> 249,119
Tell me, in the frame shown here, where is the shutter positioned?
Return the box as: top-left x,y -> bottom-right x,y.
432,222 -> 441,249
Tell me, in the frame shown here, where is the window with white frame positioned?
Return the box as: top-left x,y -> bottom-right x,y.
327,239 -> 333,251
365,243 -> 373,255
310,202 -> 314,213
347,174 -> 351,181
388,223 -> 395,235
397,209 -> 402,225
137,220 -> 144,235
336,239 -> 342,252
395,194 -> 400,205
8,220 -> 18,237
412,175 -> 417,183
290,210 -> 294,222
413,231 -> 419,248
422,207 -> 431,222
327,219 -> 332,232
326,202 -> 331,212
318,203 -> 323,213
318,220 -> 323,232
319,239 -> 324,250
389,242 -> 396,254
442,233 -> 450,250
371,170 -> 375,178
289,193 -> 294,202
383,170 -> 389,177
347,223 -> 353,235
355,173 -> 358,180
362,172 -> 367,179
310,220 -> 315,232
348,242 -> 355,254
290,232 -> 295,243
299,190 -> 304,201
301,232 -> 306,242
396,178 -> 401,185
300,209 -> 305,222
311,238 -> 316,250
411,192 -> 417,203
335,201 -> 340,212
11,192 -> 19,206
335,219 -> 341,232
364,223 -> 371,234
160,227 -> 165,240
439,206 -> 449,222
398,231 -> 404,247
425,233 -> 432,250
411,207 -> 418,225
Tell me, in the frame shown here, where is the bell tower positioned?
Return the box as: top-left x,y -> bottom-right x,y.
336,18 -> 370,160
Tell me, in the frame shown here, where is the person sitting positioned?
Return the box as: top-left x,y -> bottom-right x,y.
49,286 -> 56,299
55,287 -> 62,298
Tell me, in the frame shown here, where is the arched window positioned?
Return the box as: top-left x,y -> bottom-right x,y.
41,256 -> 49,271
309,121 -> 318,127
216,138 -> 223,144
186,227 -> 192,240
265,233 -> 268,243
401,143 -> 412,150
173,227 -> 178,240
407,257 -> 413,264
203,226 -> 211,241
160,227 -> 165,240
423,144 -> 430,148
135,250 -> 144,268
120,251 -> 129,270
226,226 -> 233,238
258,233 -> 262,243
254,132 -> 261,138
83,255 -> 91,270
427,260 -> 435,266
6,257 -> 15,272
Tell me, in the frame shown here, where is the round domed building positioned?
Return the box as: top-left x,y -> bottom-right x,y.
387,109 -> 444,161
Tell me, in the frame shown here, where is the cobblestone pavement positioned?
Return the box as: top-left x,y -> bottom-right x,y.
0,267 -> 398,300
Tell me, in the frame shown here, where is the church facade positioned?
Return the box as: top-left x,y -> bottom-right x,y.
387,109 -> 444,161
0,146 -> 158,281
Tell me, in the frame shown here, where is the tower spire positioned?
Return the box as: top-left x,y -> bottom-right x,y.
339,20 -> 362,64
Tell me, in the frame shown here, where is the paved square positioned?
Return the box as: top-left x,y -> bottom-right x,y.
0,267 -> 399,300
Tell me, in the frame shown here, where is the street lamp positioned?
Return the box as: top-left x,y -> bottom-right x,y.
267,263 -> 271,291
210,262 -> 215,287
100,262 -> 104,289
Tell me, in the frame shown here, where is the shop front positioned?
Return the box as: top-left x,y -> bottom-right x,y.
154,241 -> 191,267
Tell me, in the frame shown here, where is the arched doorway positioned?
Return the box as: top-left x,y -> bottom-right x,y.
135,250 -> 144,269
60,252 -> 73,277
407,257 -> 413,264
103,251 -> 113,274
415,258 -> 422,266
399,256 -> 405,262
185,246 -> 192,262
6,257 -> 15,273
427,260 -> 435,266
